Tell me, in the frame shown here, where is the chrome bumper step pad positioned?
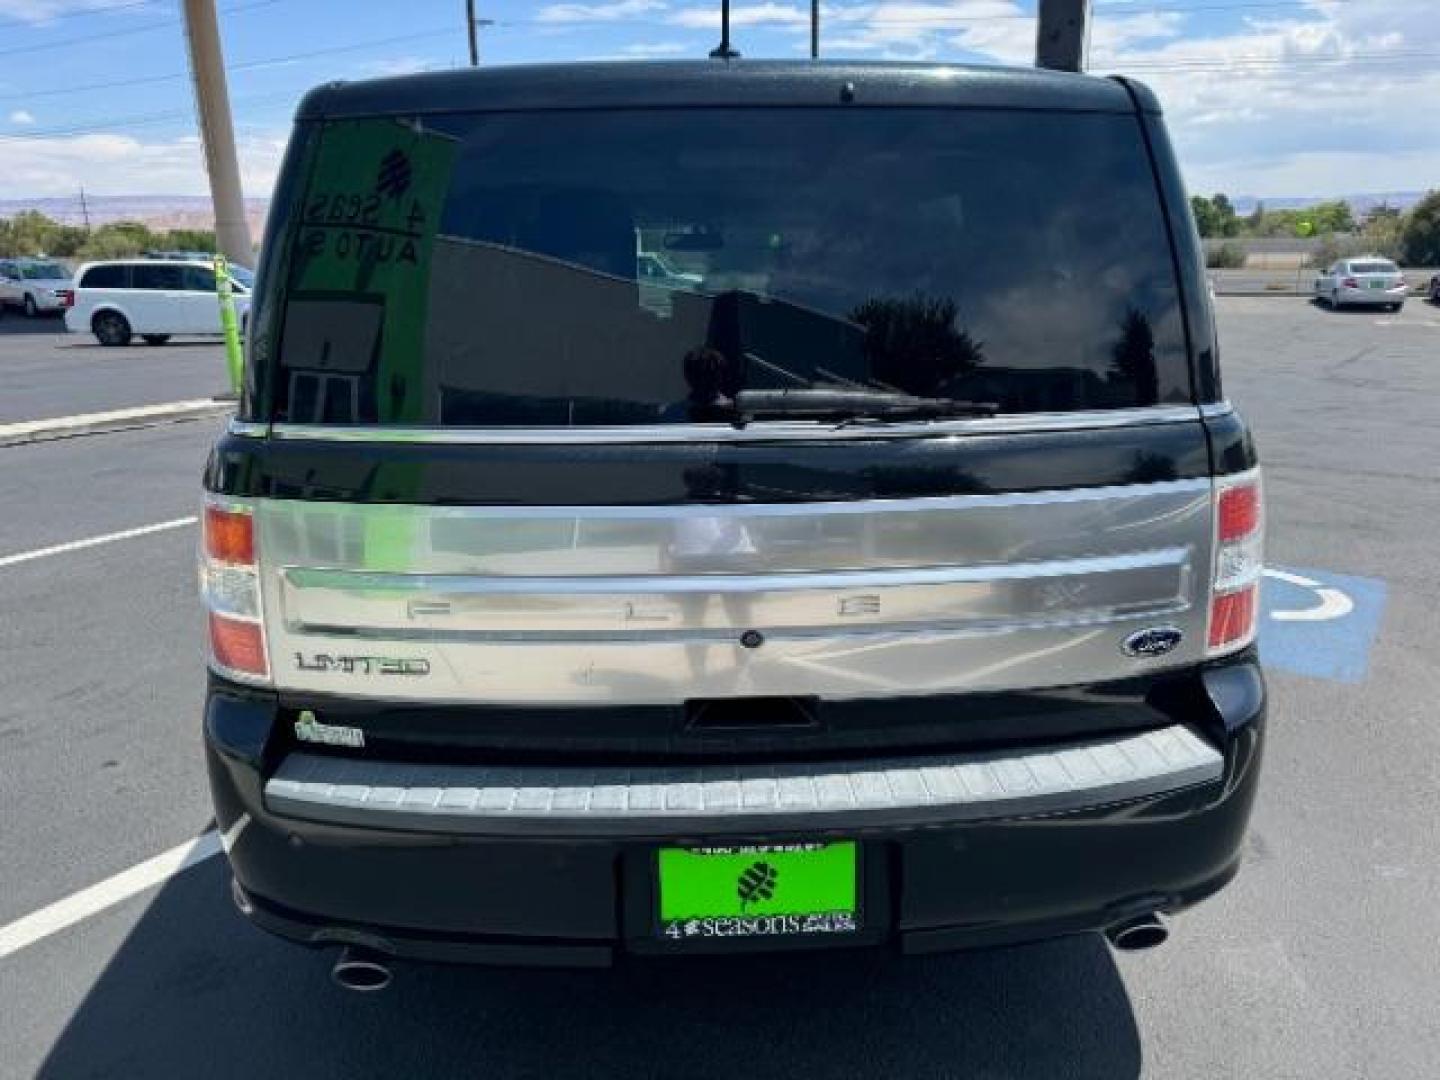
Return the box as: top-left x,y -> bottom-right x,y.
265,724 -> 1222,836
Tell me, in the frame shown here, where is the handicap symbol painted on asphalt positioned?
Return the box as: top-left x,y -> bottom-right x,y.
1259,566 -> 1387,684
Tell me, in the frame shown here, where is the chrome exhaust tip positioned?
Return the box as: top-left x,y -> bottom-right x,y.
331,946 -> 393,992
1106,914 -> 1169,952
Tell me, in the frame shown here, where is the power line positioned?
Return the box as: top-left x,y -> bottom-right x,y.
1096,47 -> 1440,70
0,0 -> 158,29
0,24 -> 470,103
0,0 -> 279,59
0,88 -> 299,141
821,0 -> 1388,27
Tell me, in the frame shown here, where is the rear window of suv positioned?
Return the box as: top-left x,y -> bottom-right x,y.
261,108 -> 1192,426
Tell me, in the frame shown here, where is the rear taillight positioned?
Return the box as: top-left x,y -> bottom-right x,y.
57,289 -> 74,308
1208,471 -> 1263,655
201,500 -> 269,681
1341,277 -> 1359,289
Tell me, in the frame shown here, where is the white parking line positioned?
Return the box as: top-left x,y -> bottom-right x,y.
0,831 -> 221,961
0,516 -> 197,570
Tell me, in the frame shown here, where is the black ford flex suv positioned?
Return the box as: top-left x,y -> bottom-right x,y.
202,61 -> 1265,982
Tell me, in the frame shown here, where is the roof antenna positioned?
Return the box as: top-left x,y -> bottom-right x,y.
709,0 -> 740,58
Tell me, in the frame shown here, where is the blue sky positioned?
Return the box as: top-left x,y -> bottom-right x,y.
0,0 -> 1435,202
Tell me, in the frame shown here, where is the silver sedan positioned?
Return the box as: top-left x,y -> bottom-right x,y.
1314,257 -> 1407,311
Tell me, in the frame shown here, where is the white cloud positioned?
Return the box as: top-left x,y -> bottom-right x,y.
817,0 -> 1439,196
0,130 -> 288,199
360,56 -> 441,78
0,0 -> 157,26
667,3 -> 809,30
620,41 -> 691,55
535,0 -> 667,23
1081,0 -> 1440,195
9,110 -> 36,125
802,3 -> 1031,61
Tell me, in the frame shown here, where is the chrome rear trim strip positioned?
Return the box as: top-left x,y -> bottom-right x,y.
264,724 -> 1223,836
267,405 -> 1204,445
260,476 -> 1210,521
280,549 -> 1190,640
283,547 -> 1189,597
228,418 -> 270,438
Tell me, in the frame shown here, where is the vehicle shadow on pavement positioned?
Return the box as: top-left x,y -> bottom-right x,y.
0,315 -> 64,336
39,858 -> 1141,1080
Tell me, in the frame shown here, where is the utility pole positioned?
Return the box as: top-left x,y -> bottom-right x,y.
709,0 -> 739,59
464,3 -> 495,66
78,187 -> 91,232
1035,0 -> 1091,72
811,0 -> 819,59
182,0 -> 253,266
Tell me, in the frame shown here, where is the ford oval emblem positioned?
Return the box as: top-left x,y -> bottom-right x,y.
1122,626 -> 1184,658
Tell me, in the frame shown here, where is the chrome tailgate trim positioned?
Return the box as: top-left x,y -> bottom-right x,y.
279,548 -> 1190,639
264,724 -> 1222,836
257,478 -> 1215,701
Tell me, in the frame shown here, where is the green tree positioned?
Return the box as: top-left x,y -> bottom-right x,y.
1,209 -> 222,261
1189,194 -> 1239,238
1190,195 -> 1216,237
1401,191 -> 1440,266
1211,194 -> 1240,237
1309,199 -> 1354,235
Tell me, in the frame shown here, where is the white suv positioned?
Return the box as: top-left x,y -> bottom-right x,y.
64,259 -> 251,346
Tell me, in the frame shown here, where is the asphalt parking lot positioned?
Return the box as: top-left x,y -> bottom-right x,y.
0,314 -> 228,424
1,296 -> 1437,1078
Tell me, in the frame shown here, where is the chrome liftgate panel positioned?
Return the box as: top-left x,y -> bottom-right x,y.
254,478 -> 1214,704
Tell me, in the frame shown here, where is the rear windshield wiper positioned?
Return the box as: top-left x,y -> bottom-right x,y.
729,388 -> 998,427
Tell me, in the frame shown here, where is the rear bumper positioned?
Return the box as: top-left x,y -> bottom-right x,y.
206,660 -> 1265,965
1333,285 -> 1407,305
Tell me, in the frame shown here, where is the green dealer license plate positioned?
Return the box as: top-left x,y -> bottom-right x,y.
656,842 -> 860,942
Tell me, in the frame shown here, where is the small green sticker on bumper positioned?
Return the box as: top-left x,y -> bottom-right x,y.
657,842 -> 859,941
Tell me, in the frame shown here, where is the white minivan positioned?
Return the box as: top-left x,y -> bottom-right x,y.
64,259 -> 252,346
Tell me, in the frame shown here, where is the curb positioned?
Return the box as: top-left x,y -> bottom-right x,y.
0,399 -> 234,448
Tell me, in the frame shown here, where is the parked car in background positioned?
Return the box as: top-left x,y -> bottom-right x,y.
1313,257 -> 1407,311
144,249 -> 219,262
63,258 -> 251,346
1428,272 -> 1440,304
0,258 -> 72,316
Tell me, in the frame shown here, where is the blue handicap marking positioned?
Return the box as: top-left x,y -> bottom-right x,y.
1259,565 -> 1387,684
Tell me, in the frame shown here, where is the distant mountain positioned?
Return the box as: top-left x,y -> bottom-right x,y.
1229,192 -> 1428,215
0,195 -> 268,235
3,189 -> 1431,232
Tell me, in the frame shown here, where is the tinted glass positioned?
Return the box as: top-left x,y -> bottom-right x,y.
1351,261 -> 1397,274
184,266 -> 218,292
80,264 -> 130,289
266,109 -> 1190,426
132,264 -> 186,291
21,263 -> 67,279
229,266 -> 255,288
